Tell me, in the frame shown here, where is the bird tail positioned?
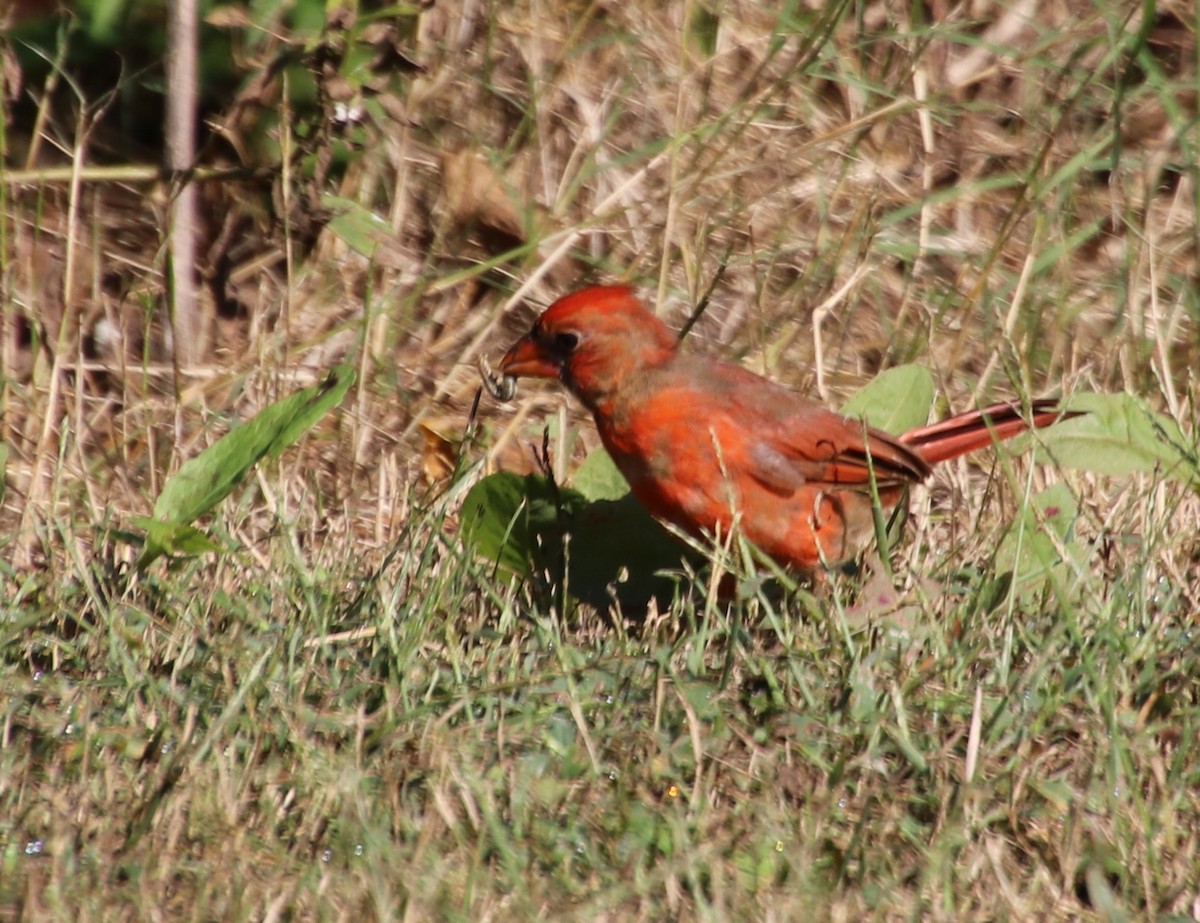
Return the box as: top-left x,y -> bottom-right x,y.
901,399 -> 1077,466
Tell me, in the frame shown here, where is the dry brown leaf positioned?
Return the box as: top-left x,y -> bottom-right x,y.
418,419 -> 461,485
440,149 -> 528,253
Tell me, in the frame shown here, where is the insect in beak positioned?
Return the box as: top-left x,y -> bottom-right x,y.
477,353 -> 519,402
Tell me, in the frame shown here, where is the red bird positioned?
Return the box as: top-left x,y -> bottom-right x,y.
497,285 -> 1071,572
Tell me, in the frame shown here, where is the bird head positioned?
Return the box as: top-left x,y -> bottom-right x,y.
499,285 -> 678,410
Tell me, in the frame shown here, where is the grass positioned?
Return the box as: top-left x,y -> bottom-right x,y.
3,497 -> 1197,920
2,0 -> 1199,919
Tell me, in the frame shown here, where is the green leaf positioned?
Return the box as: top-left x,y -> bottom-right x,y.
461,471 -> 695,611
1038,392 -> 1198,486
565,493 -> 695,610
994,482 -> 1083,585
1083,864 -> 1128,923
322,195 -> 408,269
262,365 -> 357,459
152,364 -> 354,528
131,517 -> 227,569
687,5 -> 720,57
461,472 -> 582,577
841,364 -> 935,434
572,449 -> 630,502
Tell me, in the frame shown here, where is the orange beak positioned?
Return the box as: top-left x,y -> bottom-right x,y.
498,335 -> 562,379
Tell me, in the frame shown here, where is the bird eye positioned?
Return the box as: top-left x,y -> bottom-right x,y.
553,331 -> 580,353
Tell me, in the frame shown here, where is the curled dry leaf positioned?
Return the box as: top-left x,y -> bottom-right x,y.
441,149 -> 527,253
419,421 -> 460,485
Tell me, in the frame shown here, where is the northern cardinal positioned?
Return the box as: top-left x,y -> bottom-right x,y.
496,285 -> 1072,572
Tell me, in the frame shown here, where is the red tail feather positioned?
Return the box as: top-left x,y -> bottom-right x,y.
901,399 -> 1076,466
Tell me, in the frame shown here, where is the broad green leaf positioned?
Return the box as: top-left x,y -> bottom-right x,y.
994,482 -> 1084,586
572,449 -> 630,502
152,364 -> 355,527
1038,392 -> 1198,486
564,493 -> 695,609
133,517 -> 226,566
841,364 -> 935,434
321,195 -> 408,269
460,472 -> 585,577
461,471 -> 694,611
264,365 -> 357,458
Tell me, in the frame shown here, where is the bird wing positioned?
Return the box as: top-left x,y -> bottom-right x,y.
690,360 -> 931,496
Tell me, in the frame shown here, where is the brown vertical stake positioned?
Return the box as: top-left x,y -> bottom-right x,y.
166,0 -> 203,375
